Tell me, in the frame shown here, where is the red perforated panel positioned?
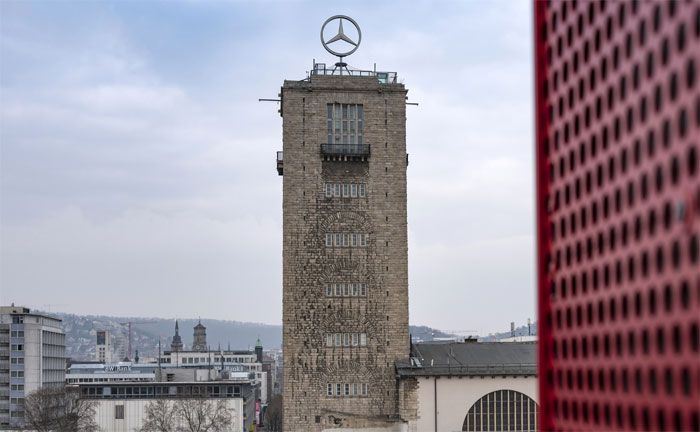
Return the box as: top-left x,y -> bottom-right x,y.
534,1 -> 700,431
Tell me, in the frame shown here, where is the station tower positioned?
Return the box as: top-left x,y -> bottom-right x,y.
275,15 -> 410,431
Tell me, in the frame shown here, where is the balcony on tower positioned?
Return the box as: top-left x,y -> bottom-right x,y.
321,143 -> 370,161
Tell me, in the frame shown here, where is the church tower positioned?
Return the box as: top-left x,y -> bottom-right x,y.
192,320 -> 207,352
276,15 -> 410,431
170,320 -> 183,352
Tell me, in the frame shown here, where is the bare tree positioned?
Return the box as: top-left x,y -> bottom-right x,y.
175,398 -> 232,432
137,399 -> 176,432
139,398 -> 233,432
24,386 -> 99,432
264,395 -> 283,432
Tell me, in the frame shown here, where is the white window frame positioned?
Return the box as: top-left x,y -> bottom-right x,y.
325,183 -> 333,197
352,333 -> 359,346
359,234 -> 368,247
350,184 -> 357,197
351,234 -> 358,247
360,333 -> 367,346
344,383 -> 350,396
327,383 -> 333,396
326,334 -> 333,347
335,234 -> 342,247
336,384 -> 342,396
353,383 -> 358,395
360,284 -> 367,296
325,285 -> 332,297
343,284 -> 350,296
334,184 -> 341,197
335,284 -> 342,296
325,234 -> 333,247
352,283 -> 359,296
342,184 -> 350,197
359,184 -> 366,197
343,333 -> 350,346
335,334 -> 342,346
362,383 -> 368,396
342,234 -> 349,247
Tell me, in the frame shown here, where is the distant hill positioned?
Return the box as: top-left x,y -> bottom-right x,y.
47,311 -> 455,361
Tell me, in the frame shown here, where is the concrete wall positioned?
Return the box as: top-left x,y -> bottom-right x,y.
93,398 -> 243,432
412,376 -> 538,432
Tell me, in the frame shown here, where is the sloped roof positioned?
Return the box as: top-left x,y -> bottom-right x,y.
396,341 -> 537,377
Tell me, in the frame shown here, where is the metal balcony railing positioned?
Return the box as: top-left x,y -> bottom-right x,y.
276,151 -> 283,176
321,143 -> 370,157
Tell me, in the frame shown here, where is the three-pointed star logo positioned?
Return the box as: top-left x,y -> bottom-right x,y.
325,18 -> 358,47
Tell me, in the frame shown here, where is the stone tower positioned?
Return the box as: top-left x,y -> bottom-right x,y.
170,320 -> 183,352
276,48 -> 410,430
192,320 -> 207,352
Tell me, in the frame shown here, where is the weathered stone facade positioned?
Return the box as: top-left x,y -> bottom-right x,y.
280,74 -> 410,431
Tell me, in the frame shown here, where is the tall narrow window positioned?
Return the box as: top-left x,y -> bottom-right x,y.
327,384 -> 333,396
343,333 -> 350,346
359,183 -> 366,197
344,384 -> 350,396
343,284 -> 350,296
360,284 -> 367,296
325,234 -> 333,247
326,334 -> 333,347
325,285 -> 332,297
342,234 -> 349,247
115,405 -> 125,420
335,334 -> 341,346
350,184 -> 357,197
342,184 -> 350,197
335,234 -> 341,246
352,333 -> 359,346
327,103 -> 364,145
360,334 -> 367,346
334,284 -> 341,297
353,383 -> 358,395
336,384 -> 342,396
334,184 -> 341,197
352,283 -> 359,296
325,183 -> 333,197
361,383 -> 368,396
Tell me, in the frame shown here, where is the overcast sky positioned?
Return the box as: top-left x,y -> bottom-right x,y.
1,0 -> 534,335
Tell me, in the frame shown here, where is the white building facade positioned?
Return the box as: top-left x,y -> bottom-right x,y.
0,306 -> 66,429
397,341 -> 538,432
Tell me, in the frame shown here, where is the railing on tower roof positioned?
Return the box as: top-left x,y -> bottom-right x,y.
311,62 -> 397,84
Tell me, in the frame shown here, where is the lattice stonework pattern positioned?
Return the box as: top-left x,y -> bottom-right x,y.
535,1 -> 700,431
280,75 -> 410,432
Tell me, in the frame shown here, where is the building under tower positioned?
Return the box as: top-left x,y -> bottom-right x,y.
274,15 -> 413,431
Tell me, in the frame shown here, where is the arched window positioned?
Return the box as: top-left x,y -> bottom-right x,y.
462,389 -> 539,432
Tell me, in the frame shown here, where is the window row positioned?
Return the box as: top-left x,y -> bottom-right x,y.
10,358 -> 24,364
324,182 -> 366,198
325,233 -> 369,248
11,345 -> 23,351
10,331 -> 24,338
10,384 -> 24,391
325,333 -> 367,347
326,382 -> 369,397
10,371 -> 24,378
325,283 -> 368,297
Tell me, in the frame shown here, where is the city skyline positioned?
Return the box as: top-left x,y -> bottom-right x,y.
1,1 -> 534,334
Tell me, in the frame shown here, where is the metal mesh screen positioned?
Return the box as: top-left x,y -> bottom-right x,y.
534,1 -> 700,430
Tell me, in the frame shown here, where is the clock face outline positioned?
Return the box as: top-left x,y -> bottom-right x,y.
321,15 -> 362,58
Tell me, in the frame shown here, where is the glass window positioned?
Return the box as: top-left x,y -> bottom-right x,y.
334,234 -> 341,246
342,184 -> 350,197
325,285 -> 332,297
325,183 -> 333,197
350,184 -> 357,197
326,335 -> 333,347
344,384 -> 350,396
342,234 -> 349,247
334,184 -> 341,197
335,284 -> 342,296
361,383 -> 368,396
352,283 -> 359,296
360,334 -> 367,346
336,384 -> 341,396
352,333 -> 359,346
343,333 -> 349,346
360,284 -> 367,296
335,334 -> 341,346
343,284 -> 350,296
115,405 -> 124,420
351,234 -> 358,247
325,234 -> 333,247
327,384 -> 333,396
359,184 -> 366,197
